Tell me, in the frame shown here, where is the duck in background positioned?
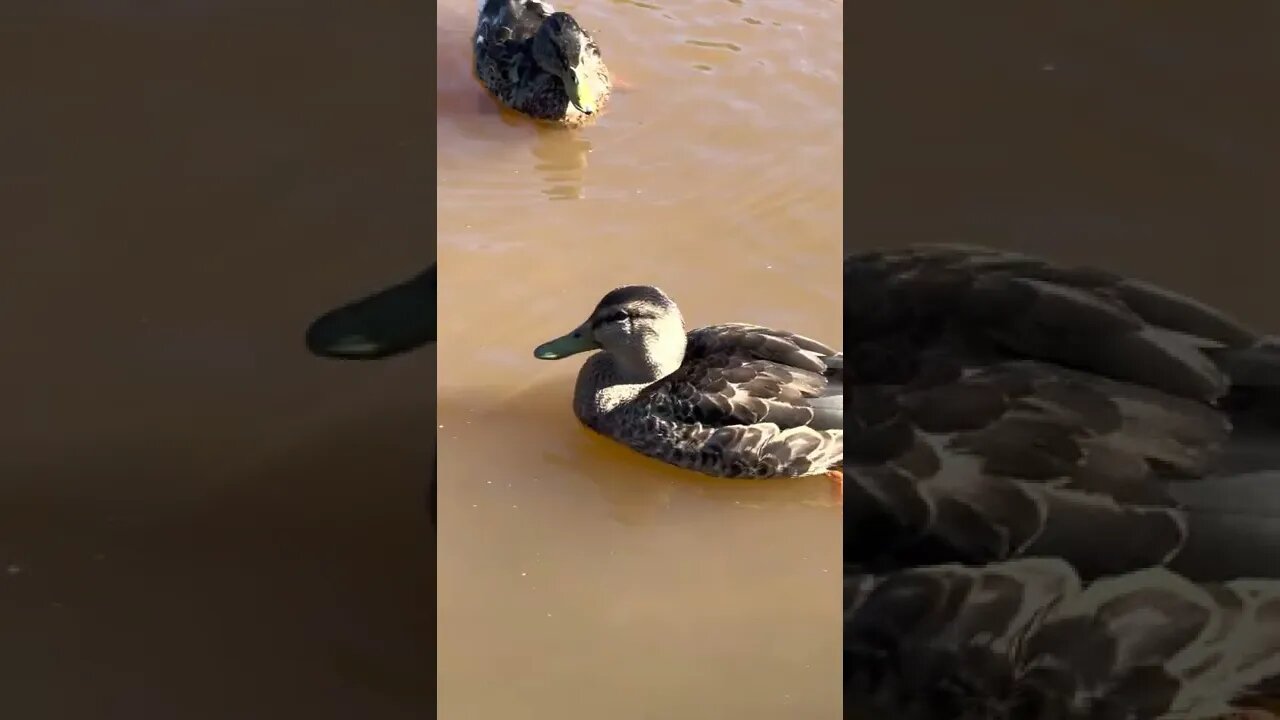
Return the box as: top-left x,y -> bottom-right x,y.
473,0 -> 612,126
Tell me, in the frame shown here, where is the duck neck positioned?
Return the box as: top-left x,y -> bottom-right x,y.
573,340 -> 684,423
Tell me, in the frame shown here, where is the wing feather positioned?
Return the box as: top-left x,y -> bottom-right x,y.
847,560 -> 1280,719
845,245 -> 1280,717
610,323 -> 843,478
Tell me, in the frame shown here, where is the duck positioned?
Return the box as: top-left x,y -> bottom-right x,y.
305,264 -> 437,522
473,0 -> 612,127
842,245 -> 1280,719
533,285 -> 843,479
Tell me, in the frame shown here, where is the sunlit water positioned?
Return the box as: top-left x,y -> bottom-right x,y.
435,0 -> 843,717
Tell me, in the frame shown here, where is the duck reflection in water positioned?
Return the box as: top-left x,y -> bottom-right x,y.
532,125 -> 592,200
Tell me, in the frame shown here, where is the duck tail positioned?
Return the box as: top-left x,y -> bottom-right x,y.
811,353 -> 843,430
1157,337 -> 1280,581
1166,470 -> 1280,581
1215,338 -> 1280,474
1213,336 -> 1280,471
1216,336 -> 1280,421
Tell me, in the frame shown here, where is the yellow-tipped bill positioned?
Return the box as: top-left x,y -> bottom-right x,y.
570,67 -> 599,114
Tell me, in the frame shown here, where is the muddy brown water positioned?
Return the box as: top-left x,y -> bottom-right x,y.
436,0 -> 841,717
849,4 -> 1280,328
2,4 -> 434,718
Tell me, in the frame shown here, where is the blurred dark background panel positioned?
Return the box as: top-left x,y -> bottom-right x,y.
848,2 -> 1280,327
0,3 -> 434,719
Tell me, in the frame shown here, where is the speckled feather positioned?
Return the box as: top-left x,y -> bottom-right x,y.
843,245 -> 1280,718
593,323 -> 843,478
847,560 -> 1280,720
473,0 -> 611,126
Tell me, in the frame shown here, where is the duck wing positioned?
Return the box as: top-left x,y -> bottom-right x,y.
656,322 -> 842,431
619,323 -> 842,477
845,244 -> 1258,401
846,558 -> 1280,719
844,245 -> 1276,577
475,0 -> 548,64
844,245 -> 1280,718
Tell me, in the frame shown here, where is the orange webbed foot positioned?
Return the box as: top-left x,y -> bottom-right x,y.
825,469 -> 843,503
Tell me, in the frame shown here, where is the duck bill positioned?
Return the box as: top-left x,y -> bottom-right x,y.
534,322 -> 598,360
569,68 -> 597,115
306,264 -> 436,360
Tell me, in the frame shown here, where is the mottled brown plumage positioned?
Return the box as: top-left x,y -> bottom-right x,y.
848,560 -> 1280,720
843,245 -> 1280,719
474,0 -> 611,127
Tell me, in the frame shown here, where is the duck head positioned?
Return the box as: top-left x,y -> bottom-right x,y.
531,12 -> 606,116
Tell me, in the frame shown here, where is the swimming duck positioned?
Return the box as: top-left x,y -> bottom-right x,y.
842,245 -> 1280,719
533,285 -> 843,479
474,0 -> 612,126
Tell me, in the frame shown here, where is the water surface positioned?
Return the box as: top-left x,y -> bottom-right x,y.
849,4 -> 1280,325
436,0 -> 843,717
2,4 -> 434,718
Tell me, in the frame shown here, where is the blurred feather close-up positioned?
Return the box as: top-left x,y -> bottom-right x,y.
842,245 -> 1280,719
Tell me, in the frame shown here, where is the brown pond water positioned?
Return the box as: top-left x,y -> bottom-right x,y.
849,5 -> 1280,327
435,0 -> 842,717
2,4 -> 434,719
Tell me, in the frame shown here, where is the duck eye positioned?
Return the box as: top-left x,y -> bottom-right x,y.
601,310 -> 628,324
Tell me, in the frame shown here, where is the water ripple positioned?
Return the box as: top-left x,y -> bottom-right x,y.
684,39 -> 743,52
